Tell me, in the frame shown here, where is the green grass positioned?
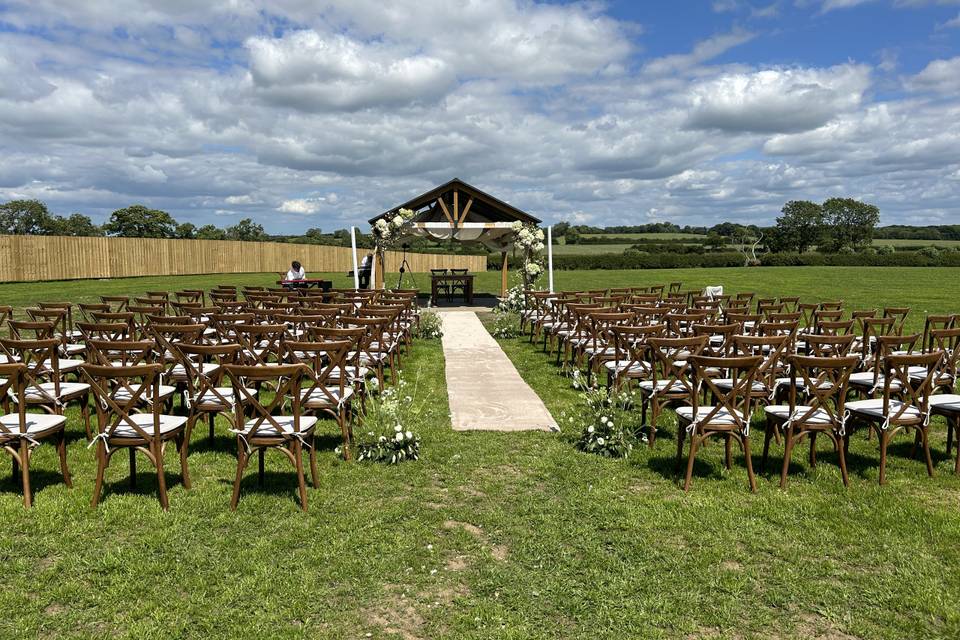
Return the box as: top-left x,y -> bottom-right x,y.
2,268 -> 960,638
548,243 -> 637,255
581,232 -> 707,240
872,239 -> 960,248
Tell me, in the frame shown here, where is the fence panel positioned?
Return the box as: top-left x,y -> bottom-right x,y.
0,235 -> 487,282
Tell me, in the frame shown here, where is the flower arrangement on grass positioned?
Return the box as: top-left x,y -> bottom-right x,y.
567,385 -> 635,458
351,377 -> 422,464
510,221 -> 546,290
414,310 -> 443,340
491,309 -> 522,338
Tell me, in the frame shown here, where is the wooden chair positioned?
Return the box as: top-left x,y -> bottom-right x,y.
762,355 -> 858,487
81,363 -> 190,509
221,364 -> 318,511
846,351 -> 943,484
285,339 -> 355,459
0,363 -> 72,507
604,324 -> 664,392
176,343 -> 249,444
676,354 -> 763,492
640,335 -> 708,447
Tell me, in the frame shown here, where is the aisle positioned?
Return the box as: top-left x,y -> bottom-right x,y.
438,311 -> 559,432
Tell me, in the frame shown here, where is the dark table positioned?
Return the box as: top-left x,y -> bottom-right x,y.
431,274 -> 474,306
277,279 -> 332,291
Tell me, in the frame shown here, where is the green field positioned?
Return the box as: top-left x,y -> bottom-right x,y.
580,232 -> 707,240
873,238 -> 960,247
2,267 -> 960,638
548,243 -> 638,255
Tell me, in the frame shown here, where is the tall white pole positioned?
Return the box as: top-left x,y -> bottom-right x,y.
350,226 -> 360,290
547,225 -> 554,293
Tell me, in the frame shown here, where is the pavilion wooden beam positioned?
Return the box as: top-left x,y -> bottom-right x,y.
437,197 -> 454,224
458,197 -> 473,224
500,250 -> 508,297
453,190 -> 459,225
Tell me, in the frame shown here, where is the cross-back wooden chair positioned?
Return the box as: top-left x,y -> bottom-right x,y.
86,339 -> 177,412
693,322 -> 738,358
176,343 -> 246,444
723,334 -> 791,404
605,324 -> 665,392
640,335 -> 709,447
0,305 -> 13,337
209,312 -> 255,343
78,303 -> 111,323
0,337 -> 91,436
676,354 -> 762,491
0,363 -> 72,507
882,307 -> 910,335
725,312 -> 761,336
846,351 -> 943,484
763,354 -> 858,487
221,363 -> 317,511
583,311 -> 635,382
849,333 -> 920,398
285,339 -> 355,458
81,363 -> 190,508
99,296 -> 129,312
232,323 -> 287,366
923,315 -> 956,354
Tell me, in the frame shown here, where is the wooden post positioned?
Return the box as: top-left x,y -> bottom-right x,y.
500,250 -> 508,297
376,249 -> 386,290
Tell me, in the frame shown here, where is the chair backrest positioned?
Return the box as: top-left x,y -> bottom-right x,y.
222,364 -> 307,437
285,339 -> 352,405
86,339 -> 155,367
0,338 -> 61,394
882,307 -> 910,335
78,303 -> 111,323
815,319 -> 854,336
693,323 -> 739,357
731,333 -> 791,386
0,363 -> 27,433
805,333 -> 856,357
648,335 -> 708,395
176,343 -> 240,406
880,351 -> 943,424
923,315 -> 956,353
81,363 -> 167,439
609,324 -> 665,377
233,324 -> 286,365
430,269 -> 448,275
8,320 -> 56,341
784,355 -> 858,428
689,354 -> 763,430
77,321 -> 131,343
99,296 -> 130,312
929,328 -> 960,389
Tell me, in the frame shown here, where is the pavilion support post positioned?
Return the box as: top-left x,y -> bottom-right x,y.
500,251 -> 508,297
350,226 -> 360,290
376,249 -> 386,290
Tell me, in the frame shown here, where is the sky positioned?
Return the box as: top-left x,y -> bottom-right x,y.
0,1 -> 958,233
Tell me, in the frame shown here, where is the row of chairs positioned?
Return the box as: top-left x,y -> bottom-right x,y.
519,285 -> 960,490
0,287 -> 421,510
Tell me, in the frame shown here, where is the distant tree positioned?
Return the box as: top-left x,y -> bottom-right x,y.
332,228 -> 351,246
705,231 -> 727,249
196,224 -> 226,240
822,198 -> 880,252
175,222 -> 197,239
0,199 -> 56,235
50,213 -> 103,237
553,221 -> 571,239
304,227 -> 323,239
226,218 -> 267,242
708,222 -> 743,238
774,200 -> 825,253
104,204 -> 177,238
566,227 -> 581,245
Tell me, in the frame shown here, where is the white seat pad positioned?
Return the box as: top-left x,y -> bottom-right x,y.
114,384 -> 177,403
25,382 -> 90,401
675,406 -> 747,425
0,413 -> 67,435
299,387 -> 355,406
604,359 -> 650,374
846,399 -> 921,421
106,414 -> 187,438
764,405 -> 833,424
929,394 -> 960,413
637,380 -> 686,393
236,415 -> 318,436
710,378 -> 767,392
169,362 -> 221,378
193,386 -> 254,406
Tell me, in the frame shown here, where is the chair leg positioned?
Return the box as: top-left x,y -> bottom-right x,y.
724,434 -> 732,470
921,428 -> 935,477
309,434 -> 320,489
837,434 -> 850,487
780,429 -> 795,490
878,429 -> 889,485
258,448 -> 265,486
19,441 -> 32,508
743,434 -> 757,493
675,422 -> 686,470
683,435 -> 699,492
91,443 -> 107,508
294,441 -> 308,512
57,430 -> 72,488
209,413 -> 216,443
649,400 -> 659,448
808,432 -> 818,467
155,441 -> 169,511
231,444 -> 249,510
339,408 -> 352,461
761,419 -> 773,473
947,419 -> 954,457
178,433 -> 191,490
129,448 -> 137,489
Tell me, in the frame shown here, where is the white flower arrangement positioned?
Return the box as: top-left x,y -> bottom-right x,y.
354,377 -> 422,464
510,222 -> 546,289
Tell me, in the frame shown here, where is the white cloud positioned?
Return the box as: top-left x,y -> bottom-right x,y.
278,198 -> 321,214
908,56 -> 960,93
685,64 -> 871,133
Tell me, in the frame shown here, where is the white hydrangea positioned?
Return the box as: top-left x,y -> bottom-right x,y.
511,221 -> 524,233
391,215 -> 404,228
394,431 -> 404,442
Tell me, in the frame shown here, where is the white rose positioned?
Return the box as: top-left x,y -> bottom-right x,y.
587,425 -> 594,433
395,432 -> 404,442
394,424 -> 402,432
597,437 -> 605,445
405,431 -> 413,440
534,242 -> 545,252
535,229 -> 545,241
392,215 -> 404,227
379,435 -> 387,442
375,219 -> 388,232
511,221 -> 523,232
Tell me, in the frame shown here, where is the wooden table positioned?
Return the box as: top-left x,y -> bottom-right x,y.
277,279 -> 332,291
431,274 -> 474,306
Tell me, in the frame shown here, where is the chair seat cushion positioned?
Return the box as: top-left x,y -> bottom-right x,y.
170,362 -> 221,379
25,382 -> 90,402
106,414 -> 188,439
929,394 -> 960,413
764,405 -> 833,425
299,387 -> 355,407
236,415 -> 319,437
114,384 -> 177,403
192,387 -> 255,408
0,412 -> 67,436
675,406 -> 748,425
710,378 -> 767,392
846,399 -> 921,421
604,360 -> 650,374
637,379 -> 685,393
328,365 -> 370,381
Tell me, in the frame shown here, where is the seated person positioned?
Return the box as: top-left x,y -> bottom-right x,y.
285,260 -> 306,287
358,253 -> 373,289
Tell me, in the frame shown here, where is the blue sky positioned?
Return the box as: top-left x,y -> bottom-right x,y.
0,0 -> 958,232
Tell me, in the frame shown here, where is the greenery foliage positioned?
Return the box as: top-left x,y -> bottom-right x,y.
413,310 -> 443,340
354,378 -> 422,464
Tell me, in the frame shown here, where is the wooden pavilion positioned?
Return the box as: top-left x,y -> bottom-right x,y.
368,178 -> 542,296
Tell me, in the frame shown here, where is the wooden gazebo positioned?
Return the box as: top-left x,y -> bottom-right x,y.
369,178 -> 542,296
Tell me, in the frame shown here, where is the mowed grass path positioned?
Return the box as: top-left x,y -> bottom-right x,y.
1,268 -> 959,638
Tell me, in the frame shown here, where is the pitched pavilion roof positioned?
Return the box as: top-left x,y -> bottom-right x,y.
368,178 -> 541,225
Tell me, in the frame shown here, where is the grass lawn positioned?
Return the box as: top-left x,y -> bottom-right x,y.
580,233 -> 707,241
1,267 -> 960,638
872,239 -> 960,248
548,243 -> 637,255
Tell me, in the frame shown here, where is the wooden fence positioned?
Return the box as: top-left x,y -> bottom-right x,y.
0,235 -> 487,283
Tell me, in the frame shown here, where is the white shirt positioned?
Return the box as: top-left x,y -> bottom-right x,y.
360,255 -> 372,268
286,267 -> 305,281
